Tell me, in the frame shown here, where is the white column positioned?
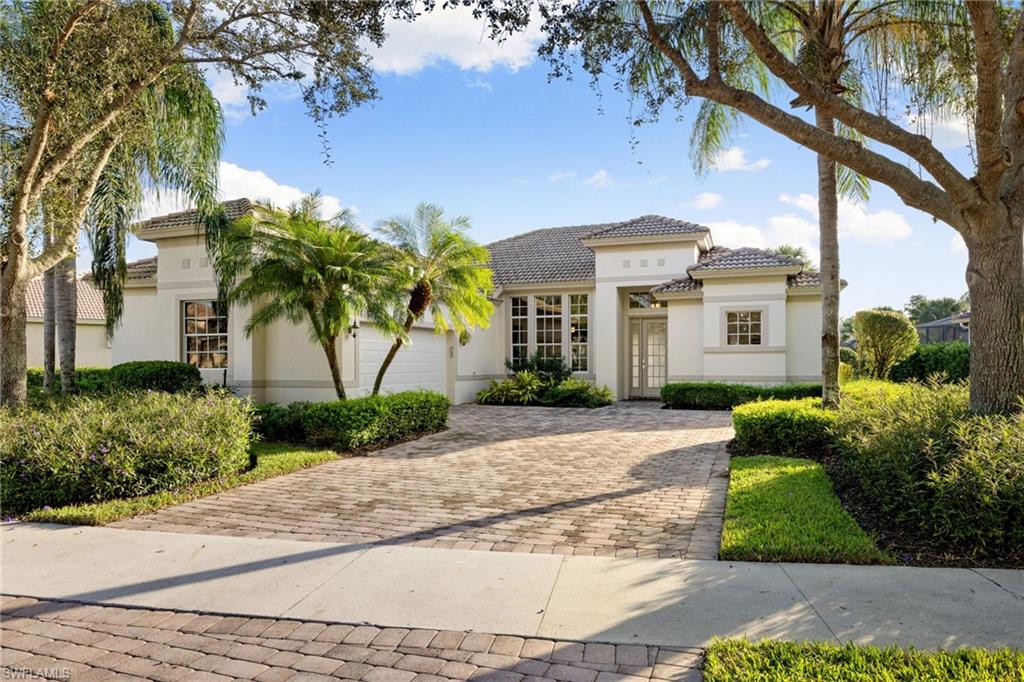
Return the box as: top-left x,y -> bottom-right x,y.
593,282 -> 621,398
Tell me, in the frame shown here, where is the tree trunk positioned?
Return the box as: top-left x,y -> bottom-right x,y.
963,205 -> 1024,413
56,252 -> 78,393
0,274 -> 30,406
816,110 -> 842,408
372,312 -> 415,396
321,336 -> 346,400
42,231 -> 57,390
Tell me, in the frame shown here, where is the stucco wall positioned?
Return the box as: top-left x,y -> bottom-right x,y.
27,320 -> 111,368
786,296 -> 823,381
666,299 -> 702,381
592,242 -> 699,282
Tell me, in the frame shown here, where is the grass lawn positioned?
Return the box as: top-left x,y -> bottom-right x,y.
720,455 -> 892,564
23,442 -> 337,526
704,639 -> 1024,681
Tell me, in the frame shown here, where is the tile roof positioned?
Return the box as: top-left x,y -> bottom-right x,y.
787,271 -> 822,288
583,215 -> 709,240
125,256 -> 158,281
687,246 -> 803,272
135,198 -> 252,233
487,224 -> 597,285
25,276 -> 106,321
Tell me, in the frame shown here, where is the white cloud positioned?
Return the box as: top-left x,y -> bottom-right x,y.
368,7 -> 543,75
778,193 -> 819,216
689,192 -> 723,210
906,111 -> 972,150
779,192 -> 911,242
580,169 -> 613,188
139,162 -> 347,221
206,68 -> 250,120
950,234 -> 968,256
548,171 -> 577,183
706,220 -> 767,248
712,146 -> 772,172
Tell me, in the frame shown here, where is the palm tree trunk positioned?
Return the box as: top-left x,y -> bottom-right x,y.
321,336 -> 346,400
0,274 -> 30,407
372,312 -> 415,396
816,109 -> 841,409
56,252 -> 78,393
42,230 -> 56,391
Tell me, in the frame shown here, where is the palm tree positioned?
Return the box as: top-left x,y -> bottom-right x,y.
772,244 -> 816,271
371,203 -> 494,396
217,194 -> 398,399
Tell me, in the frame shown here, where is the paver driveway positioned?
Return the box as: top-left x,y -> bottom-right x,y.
114,403 -> 732,559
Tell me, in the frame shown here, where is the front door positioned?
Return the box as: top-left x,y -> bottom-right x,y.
629,318 -> 668,398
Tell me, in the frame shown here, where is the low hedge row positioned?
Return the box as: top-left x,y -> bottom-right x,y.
27,367 -> 111,394
890,341 -> 970,383
0,391 -> 252,514
661,381 -> 821,410
254,391 -> 450,451
732,398 -> 837,457
27,361 -> 202,396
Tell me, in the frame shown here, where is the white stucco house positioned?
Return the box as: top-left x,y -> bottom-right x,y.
113,199 -> 826,404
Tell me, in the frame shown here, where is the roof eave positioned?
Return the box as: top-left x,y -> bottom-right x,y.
690,265 -> 803,279
580,232 -> 710,248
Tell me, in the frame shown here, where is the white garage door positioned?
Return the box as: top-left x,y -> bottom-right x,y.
358,326 -> 449,396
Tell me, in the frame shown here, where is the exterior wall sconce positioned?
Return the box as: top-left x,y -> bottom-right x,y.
349,320 -> 360,338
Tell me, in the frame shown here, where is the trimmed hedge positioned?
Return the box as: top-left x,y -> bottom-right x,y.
253,401 -> 312,443
109,360 -> 202,393
303,390 -> 449,451
890,341 -> 970,383
27,367 -> 111,395
0,391 -> 252,514
732,398 -> 838,458
661,381 -> 821,410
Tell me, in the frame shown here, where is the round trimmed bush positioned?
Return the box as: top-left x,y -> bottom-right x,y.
109,360 -> 202,393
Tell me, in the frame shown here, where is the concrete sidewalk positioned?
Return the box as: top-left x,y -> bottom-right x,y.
3,523 -> 1021,650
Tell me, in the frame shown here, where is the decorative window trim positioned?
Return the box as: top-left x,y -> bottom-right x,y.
182,299 -> 229,368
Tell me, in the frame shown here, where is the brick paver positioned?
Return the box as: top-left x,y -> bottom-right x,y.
112,403 -> 731,559
0,597 -> 703,681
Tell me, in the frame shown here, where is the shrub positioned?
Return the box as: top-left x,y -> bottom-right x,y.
661,382 -> 821,410
838,362 -> 854,385
852,309 -> 918,379
838,346 -> 858,367
890,341 -> 970,383
303,390 -> 448,451
540,378 -> 614,408
505,352 -> 572,385
0,391 -> 252,514
27,367 -> 112,395
253,401 -> 312,442
833,380 -> 1024,558
732,398 -> 838,457
109,360 -> 203,393
476,371 -> 544,405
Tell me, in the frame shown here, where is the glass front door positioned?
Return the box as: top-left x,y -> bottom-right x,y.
629,318 -> 668,398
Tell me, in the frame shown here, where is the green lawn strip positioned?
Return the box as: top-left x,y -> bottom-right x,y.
721,455 -> 893,564
23,442 -> 338,526
704,639 -> 1024,682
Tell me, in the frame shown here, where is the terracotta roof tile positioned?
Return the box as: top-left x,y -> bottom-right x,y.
25,276 -> 105,321
134,198 -> 252,233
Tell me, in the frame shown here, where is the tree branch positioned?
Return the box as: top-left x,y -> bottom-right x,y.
968,1 -> 1010,201
720,0 -> 978,208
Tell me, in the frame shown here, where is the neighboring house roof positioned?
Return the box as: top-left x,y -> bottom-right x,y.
583,214 -> 709,240
134,198 -> 252,234
916,312 -> 971,328
25,276 -> 106,321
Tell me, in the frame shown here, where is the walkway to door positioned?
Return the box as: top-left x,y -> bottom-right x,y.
112,403 -> 733,559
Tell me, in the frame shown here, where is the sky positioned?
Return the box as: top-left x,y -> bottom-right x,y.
101,7 -> 975,318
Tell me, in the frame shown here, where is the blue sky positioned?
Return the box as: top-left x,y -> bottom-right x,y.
111,9 -> 974,317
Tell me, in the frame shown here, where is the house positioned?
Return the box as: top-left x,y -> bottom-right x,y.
916,312 -> 970,344
25,275 -> 111,368
112,199 -> 826,403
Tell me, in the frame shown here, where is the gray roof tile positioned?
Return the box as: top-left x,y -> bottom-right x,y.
487,224 -> 597,285
135,198 -> 252,233
125,256 -> 158,281
688,246 -> 803,273
584,214 -> 709,240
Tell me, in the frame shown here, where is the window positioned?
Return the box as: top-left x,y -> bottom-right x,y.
183,300 -> 228,368
569,294 -> 589,372
510,296 -> 529,368
628,292 -> 665,309
535,295 -> 563,359
726,310 -> 763,346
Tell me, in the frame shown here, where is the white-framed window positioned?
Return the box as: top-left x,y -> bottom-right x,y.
510,295 -> 529,368
535,294 -> 563,359
726,310 -> 763,346
183,300 -> 228,368
570,294 -> 589,372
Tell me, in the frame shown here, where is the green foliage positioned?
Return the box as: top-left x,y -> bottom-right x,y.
721,456 -> 891,564
303,390 -> 449,451
505,351 -> 573,385
0,391 -> 252,514
25,442 -> 336,526
253,401 -> 312,443
852,309 -> 918,379
732,398 -> 838,458
838,346 -> 858,366
838,362 -> 854,385
476,372 -> 613,408
27,367 -> 111,396
834,380 -> 1024,558
108,360 -> 202,393
704,638 -> 1024,681
661,382 -> 822,410
890,341 -> 970,383
905,294 -> 966,324
540,377 -> 614,408
476,371 -> 545,405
